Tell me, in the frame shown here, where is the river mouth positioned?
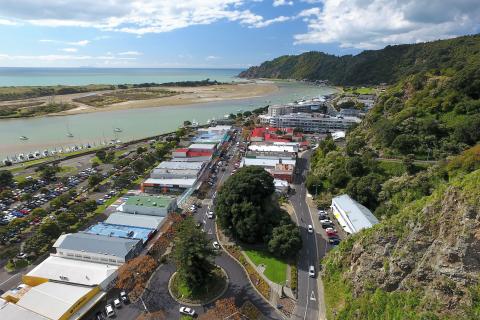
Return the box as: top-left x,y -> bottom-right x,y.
0,81 -> 337,159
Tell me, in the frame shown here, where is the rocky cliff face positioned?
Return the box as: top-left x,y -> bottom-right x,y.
324,169 -> 480,319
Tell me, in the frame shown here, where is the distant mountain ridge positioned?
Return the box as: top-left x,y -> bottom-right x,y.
239,34 -> 480,86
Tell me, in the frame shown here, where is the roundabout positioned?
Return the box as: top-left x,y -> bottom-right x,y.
168,266 -> 229,306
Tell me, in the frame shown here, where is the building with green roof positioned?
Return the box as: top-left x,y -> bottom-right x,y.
121,195 -> 177,217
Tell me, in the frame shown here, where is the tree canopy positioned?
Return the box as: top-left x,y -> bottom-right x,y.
172,217 -> 216,291
216,166 -> 282,243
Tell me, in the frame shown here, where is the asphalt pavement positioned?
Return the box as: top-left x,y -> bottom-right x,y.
290,151 -> 325,320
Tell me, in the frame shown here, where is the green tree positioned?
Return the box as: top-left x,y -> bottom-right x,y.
346,173 -> 384,210
95,150 -> 107,161
20,193 -> 33,202
88,173 -> 103,188
114,170 -> 135,189
57,212 -> 79,230
131,159 -> 148,174
31,208 -> 47,218
39,219 -> 61,238
36,164 -> 60,181
0,189 -> 13,200
0,170 -> 14,189
105,151 -> 115,163
392,134 -> 419,155
267,223 -> 302,259
172,217 -> 216,291
216,166 -> 280,243
137,146 -> 147,154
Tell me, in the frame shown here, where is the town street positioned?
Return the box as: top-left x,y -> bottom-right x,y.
290,150 -> 327,320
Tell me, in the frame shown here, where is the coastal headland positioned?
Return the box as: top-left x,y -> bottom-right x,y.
0,81 -> 278,118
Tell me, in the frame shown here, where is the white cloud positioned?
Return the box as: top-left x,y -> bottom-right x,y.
0,18 -> 19,25
0,0 -> 291,34
294,0 -> 480,49
0,53 -> 137,62
273,0 -> 293,6
60,48 -> 78,52
38,39 -> 90,46
250,15 -> 291,28
68,40 -> 90,46
118,51 -> 142,56
206,55 -> 220,60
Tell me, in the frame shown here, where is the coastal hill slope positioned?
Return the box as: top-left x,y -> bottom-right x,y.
324,147 -> 480,319
239,34 -> 480,86
297,34 -> 480,319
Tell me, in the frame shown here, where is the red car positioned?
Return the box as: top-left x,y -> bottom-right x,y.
326,229 -> 337,237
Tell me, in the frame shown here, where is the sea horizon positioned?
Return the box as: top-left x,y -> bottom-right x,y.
0,67 -> 246,86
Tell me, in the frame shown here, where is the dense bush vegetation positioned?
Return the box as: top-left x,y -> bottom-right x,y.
239,34 -> 480,86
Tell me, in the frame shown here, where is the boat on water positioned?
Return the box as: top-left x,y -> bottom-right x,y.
114,127 -> 122,133
66,122 -> 74,138
191,120 -> 199,128
19,136 -> 28,140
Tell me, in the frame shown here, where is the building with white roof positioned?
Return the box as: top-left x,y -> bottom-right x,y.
142,178 -> 197,193
0,298 -> 48,320
15,282 -> 104,320
106,212 -> 165,230
331,194 -> 379,234
248,143 -> 299,153
25,256 -> 118,289
241,157 -> 296,168
156,161 -> 205,170
259,112 -> 361,133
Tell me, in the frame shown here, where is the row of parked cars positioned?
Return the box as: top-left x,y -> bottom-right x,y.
96,291 -> 129,319
319,210 -> 341,245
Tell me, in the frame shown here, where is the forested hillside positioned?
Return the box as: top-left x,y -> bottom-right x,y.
302,33 -> 480,319
239,34 -> 480,86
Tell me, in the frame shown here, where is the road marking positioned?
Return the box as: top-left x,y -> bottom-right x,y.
310,291 -> 316,301
0,274 -> 19,287
207,229 -> 213,235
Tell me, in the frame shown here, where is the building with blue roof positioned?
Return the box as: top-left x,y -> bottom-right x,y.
84,222 -> 154,244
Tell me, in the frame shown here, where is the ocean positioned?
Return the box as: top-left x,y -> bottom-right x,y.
0,67 -> 243,86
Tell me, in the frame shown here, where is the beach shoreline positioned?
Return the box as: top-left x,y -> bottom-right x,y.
0,82 -> 278,118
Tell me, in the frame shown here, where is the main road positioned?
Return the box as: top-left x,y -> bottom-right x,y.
290,150 -> 328,320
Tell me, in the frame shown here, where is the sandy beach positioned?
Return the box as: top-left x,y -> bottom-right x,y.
0,82 -> 277,117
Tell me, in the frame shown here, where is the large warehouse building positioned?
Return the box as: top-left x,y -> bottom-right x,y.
331,194 -> 379,234
53,233 -> 142,266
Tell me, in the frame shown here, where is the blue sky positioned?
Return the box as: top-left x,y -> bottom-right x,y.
0,0 -> 478,68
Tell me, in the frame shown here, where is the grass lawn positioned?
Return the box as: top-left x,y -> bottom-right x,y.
343,86 -> 375,94
244,249 -> 287,284
170,268 -> 226,303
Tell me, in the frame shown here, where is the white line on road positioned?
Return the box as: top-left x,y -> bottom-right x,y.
310,290 -> 316,301
0,274 -> 19,287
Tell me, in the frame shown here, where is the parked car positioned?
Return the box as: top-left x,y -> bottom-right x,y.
328,237 -> 340,245
212,241 -> 220,250
105,304 -> 115,318
120,291 -> 129,304
206,211 -> 214,219
113,298 -> 121,308
179,306 -> 196,316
